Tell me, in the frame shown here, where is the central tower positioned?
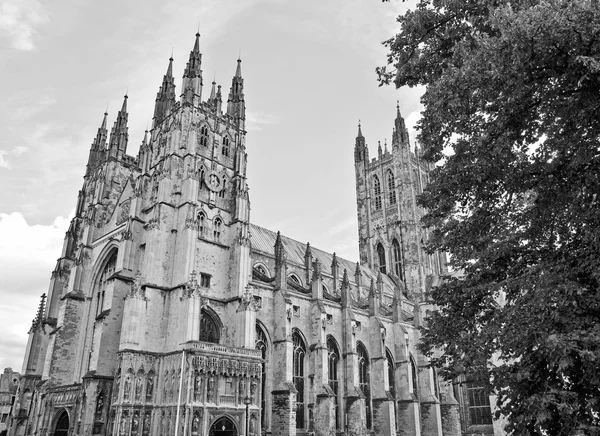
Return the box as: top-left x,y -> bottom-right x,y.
354,105 -> 447,296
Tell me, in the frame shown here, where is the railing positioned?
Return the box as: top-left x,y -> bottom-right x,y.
183,341 -> 262,359
219,395 -> 236,406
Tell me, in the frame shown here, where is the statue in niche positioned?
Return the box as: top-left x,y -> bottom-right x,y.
135,374 -> 143,402
250,414 -> 257,436
119,413 -> 128,436
194,373 -> 203,401
95,393 -> 104,421
142,412 -> 151,435
123,374 -> 131,402
207,375 -> 215,403
192,412 -> 200,435
170,372 -> 176,401
131,412 -> 139,434
160,412 -> 165,436
146,375 -> 154,401
167,411 -> 172,434
114,370 -> 121,401
250,379 -> 257,403
239,378 -> 246,403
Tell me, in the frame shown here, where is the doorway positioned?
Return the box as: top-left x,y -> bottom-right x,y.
54,411 -> 69,436
209,416 -> 237,436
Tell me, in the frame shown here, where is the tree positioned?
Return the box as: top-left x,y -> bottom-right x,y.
378,1 -> 600,435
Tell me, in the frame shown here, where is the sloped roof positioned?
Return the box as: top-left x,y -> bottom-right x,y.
249,223 -> 397,291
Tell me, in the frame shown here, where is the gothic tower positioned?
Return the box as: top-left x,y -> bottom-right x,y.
354,104 -> 448,296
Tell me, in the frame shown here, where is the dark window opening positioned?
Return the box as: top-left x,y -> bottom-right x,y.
293,331 -> 306,429
377,243 -> 387,274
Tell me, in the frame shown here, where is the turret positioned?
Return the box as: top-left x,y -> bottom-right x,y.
86,111 -> 108,175
107,95 -> 129,161
181,33 -> 203,106
392,101 -> 409,147
354,121 -> 368,162
226,58 -> 245,125
153,57 -> 176,125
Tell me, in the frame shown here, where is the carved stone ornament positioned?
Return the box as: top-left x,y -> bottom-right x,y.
128,272 -> 147,300
204,170 -> 224,193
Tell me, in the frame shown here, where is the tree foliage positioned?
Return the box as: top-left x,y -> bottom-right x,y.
379,1 -> 600,435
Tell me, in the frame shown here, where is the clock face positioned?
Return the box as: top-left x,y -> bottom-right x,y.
205,171 -> 224,192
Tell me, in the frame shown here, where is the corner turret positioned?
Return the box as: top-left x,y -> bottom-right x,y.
107,95 -> 129,161
181,33 -> 203,106
226,58 -> 245,126
86,111 -> 108,175
153,57 -> 176,125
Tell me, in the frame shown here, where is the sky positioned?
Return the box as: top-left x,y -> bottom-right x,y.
0,0 -> 424,372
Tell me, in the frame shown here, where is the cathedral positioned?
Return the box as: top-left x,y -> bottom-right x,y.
7,33 -> 498,436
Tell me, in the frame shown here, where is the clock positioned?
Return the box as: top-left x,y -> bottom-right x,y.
204,171 -> 224,192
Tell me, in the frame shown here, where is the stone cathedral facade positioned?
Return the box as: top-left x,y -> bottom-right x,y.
7,33 -> 491,436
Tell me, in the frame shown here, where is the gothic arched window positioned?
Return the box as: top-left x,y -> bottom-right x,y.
199,126 -> 209,147
373,176 -> 382,210
222,136 -> 230,157
256,324 -> 269,431
197,212 -> 206,237
386,348 -> 398,432
358,343 -> 372,429
218,176 -> 227,199
96,251 -> 117,316
410,354 -> 419,397
327,336 -> 341,430
387,170 -> 397,205
292,331 -> 306,429
392,239 -> 403,280
289,274 -> 301,286
213,218 -> 222,242
199,309 -> 220,344
377,243 -> 387,274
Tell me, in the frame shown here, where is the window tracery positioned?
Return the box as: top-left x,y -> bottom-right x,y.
373,176 -> 382,210
358,343 -> 372,429
327,336 -> 341,430
293,331 -> 306,429
387,170 -> 397,205
377,243 -> 387,274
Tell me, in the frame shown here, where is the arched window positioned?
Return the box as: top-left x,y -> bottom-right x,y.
431,367 -> 440,400
197,212 -> 206,237
292,331 -> 306,429
410,355 -> 418,397
377,243 -> 387,274
392,239 -> 403,280
146,371 -> 155,402
373,176 -> 382,210
96,251 -> 117,316
199,126 -> 209,147
357,343 -> 372,429
255,265 -> 268,277
222,136 -> 230,157
327,337 -> 341,430
199,167 -> 206,190
256,324 -> 269,431
289,274 -> 301,286
218,176 -> 226,198
387,170 -> 397,205
213,218 -> 222,242
199,309 -> 220,343
386,348 -> 398,433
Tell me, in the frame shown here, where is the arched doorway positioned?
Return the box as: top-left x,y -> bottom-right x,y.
55,411 -> 69,436
209,416 -> 237,436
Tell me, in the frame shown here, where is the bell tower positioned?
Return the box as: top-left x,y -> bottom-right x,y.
354,105 -> 447,296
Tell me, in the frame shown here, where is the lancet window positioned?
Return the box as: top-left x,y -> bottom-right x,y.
96,251 -> 117,316
199,309 -> 220,344
327,336 -> 341,430
410,354 -> 418,397
373,176 -> 382,210
386,348 -> 398,432
199,126 -> 209,147
377,243 -> 387,274
292,331 -> 306,429
222,136 -> 230,157
218,176 -> 226,198
256,324 -> 269,430
387,170 -> 397,205
197,212 -> 206,237
358,343 -> 372,429
213,218 -> 222,242
392,239 -> 403,280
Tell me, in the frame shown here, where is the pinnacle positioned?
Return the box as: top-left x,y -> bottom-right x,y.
120,94 -> 128,113
166,56 -> 173,78
101,111 -> 108,130
357,120 -> 363,137
193,32 -> 200,53
235,58 -> 242,78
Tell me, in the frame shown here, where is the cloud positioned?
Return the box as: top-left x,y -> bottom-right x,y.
0,151 -> 9,169
246,111 -> 279,132
0,211 -> 72,370
0,0 -> 49,51
12,96 -> 56,120
12,145 -> 28,155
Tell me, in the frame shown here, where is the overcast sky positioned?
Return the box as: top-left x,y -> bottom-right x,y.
0,0 -> 424,371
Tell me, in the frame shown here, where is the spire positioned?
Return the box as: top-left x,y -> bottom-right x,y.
86,111 -> 109,175
355,120 -> 367,162
235,57 -> 242,77
154,57 -> 177,124
182,33 -> 203,105
227,58 -> 245,123
209,80 -> 216,101
384,138 -> 389,154
393,101 -> 409,146
108,95 -> 129,160
378,140 -> 383,156
183,32 -> 202,79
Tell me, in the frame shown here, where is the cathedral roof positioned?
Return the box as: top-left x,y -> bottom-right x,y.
249,223 -> 398,290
